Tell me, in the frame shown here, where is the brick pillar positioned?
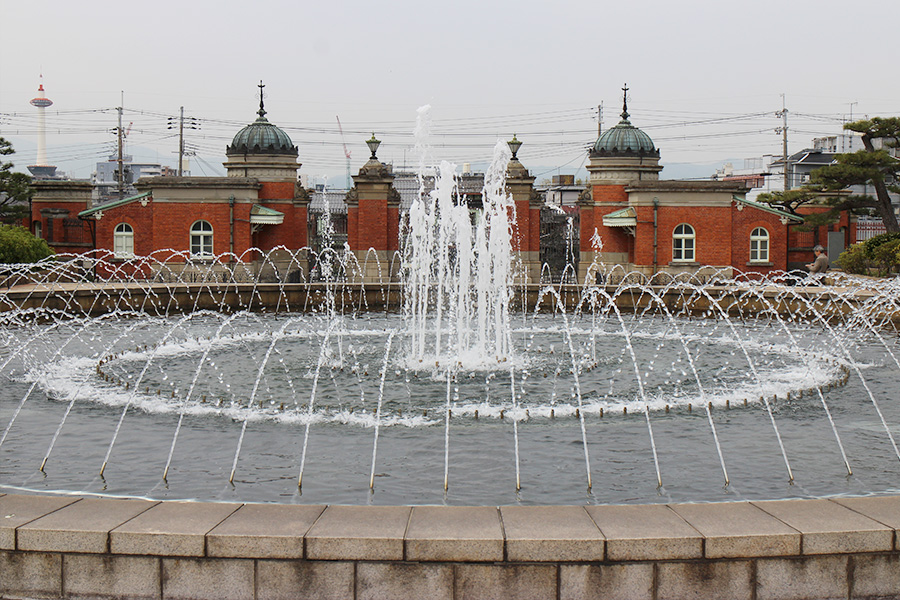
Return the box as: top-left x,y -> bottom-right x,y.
506,156 -> 538,284
346,157 -> 399,283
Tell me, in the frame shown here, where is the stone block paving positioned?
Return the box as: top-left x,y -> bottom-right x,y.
0,492 -> 898,599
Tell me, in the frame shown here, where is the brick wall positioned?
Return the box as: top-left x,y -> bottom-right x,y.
584,185 -> 630,256
258,181 -> 294,201
31,199 -> 92,254
593,185 -> 627,204
730,207 -> 790,273
512,200 -> 530,252
255,201 -> 307,252
356,198 -> 389,252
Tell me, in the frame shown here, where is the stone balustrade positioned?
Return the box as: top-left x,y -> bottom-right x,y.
1,493 -> 899,599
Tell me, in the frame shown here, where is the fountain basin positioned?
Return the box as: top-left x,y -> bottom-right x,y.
2,277 -> 900,597
2,280 -> 899,505
1,492 -> 899,599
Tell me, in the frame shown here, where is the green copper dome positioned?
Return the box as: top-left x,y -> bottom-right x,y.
591,85 -> 658,157
227,86 -> 297,157
592,118 -> 657,156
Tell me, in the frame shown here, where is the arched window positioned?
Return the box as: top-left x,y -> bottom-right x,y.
33,221 -> 42,239
750,227 -> 769,262
190,220 -> 214,257
113,223 -> 134,258
672,224 -> 695,262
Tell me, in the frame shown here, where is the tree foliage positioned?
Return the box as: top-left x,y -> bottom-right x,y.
0,137 -> 33,224
759,117 -> 900,232
0,225 -> 54,264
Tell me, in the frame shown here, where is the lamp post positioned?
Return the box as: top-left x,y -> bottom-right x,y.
508,134 -> 522,160
366,134 -> 381,159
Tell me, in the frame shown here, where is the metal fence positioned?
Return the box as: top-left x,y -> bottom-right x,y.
857,218 -> 887,241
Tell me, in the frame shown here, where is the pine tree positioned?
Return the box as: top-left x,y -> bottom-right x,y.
759,117 -> 900,232
0,137 -> 33,224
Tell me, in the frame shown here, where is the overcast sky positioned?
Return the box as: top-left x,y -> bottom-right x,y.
1,0 -> 897,184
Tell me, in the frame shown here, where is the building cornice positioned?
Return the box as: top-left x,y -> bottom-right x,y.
136,177 -> 261,190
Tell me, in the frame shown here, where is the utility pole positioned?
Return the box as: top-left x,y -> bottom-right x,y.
168,108 -> 199,177
597,102 -> 603,136
178,106 -> 184,176
775,94 -> 789,191
848,101 -> 859,152
117,93 -> 124,199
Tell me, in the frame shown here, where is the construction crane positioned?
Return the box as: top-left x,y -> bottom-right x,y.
336,116 -> 351,189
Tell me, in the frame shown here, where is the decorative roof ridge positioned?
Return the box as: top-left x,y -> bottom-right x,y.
78,191 -> 152,217
733,195 -> 804,222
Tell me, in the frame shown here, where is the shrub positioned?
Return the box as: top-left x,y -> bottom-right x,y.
0,225 -> 54,264
838,243 -> 870,275
863,232 -> 900,259
870,238 -> 900,276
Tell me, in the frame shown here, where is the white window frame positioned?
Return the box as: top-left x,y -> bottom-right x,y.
190,220 -> 214,257
672,224 -> 695,262
749,227 -> 769,263
113,222 -> 134,258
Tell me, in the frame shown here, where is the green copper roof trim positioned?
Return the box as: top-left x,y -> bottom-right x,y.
250,204 -> 283,217
604,207 -> 636,219
249,204 -> 284,225
602,206 -> 637,227
78,191 -> 152,218
733,195 -> 803,222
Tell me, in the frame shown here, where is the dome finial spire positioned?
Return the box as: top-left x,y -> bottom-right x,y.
621,83 -> 629,121
257,80 -> 267,119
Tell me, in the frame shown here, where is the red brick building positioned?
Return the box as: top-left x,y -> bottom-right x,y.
578,92 -> 806,281
28,87 -> 858,283
29,180 -> 94,255
31,94 -> 311,280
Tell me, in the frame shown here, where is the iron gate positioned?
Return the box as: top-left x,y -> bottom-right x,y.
539,206 -> 579,283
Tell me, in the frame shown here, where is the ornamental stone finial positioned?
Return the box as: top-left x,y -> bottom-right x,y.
257,81 -> 267,119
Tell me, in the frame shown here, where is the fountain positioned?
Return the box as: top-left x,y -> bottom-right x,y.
2,132 -> 900,509
1,110 -> 899,510
5,112 -> 900,600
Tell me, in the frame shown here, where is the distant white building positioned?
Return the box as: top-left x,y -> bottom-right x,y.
714,147 -> 847,200
92,155 -> 178,203
714,130 -> 899,220
712,157 -> 775,201
812,132 -> 860,154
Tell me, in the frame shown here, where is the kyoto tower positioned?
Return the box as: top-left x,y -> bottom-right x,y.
27,76 -> 57,179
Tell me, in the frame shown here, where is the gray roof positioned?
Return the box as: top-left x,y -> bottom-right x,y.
310,189 -> 348,214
